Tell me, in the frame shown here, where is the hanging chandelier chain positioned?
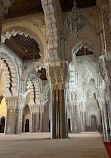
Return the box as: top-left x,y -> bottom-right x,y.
65,0 -> 85,38
28,42 -> 40,82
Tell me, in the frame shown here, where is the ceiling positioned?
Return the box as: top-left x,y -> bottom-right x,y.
5,0 -> 96,19
5,0 -> 43,19
60,0 -> 96,12
5,33 -> 41,61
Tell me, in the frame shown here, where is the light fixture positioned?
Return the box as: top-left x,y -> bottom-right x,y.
28,44 -> 40,82
65,0 -> 85,38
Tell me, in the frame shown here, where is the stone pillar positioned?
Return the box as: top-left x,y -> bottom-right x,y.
5,96 -> 18,134
30,112 -> 32,132
52,90 -> 56,139
5,109 -> 14,134
43,104 -> 49,132
17,109 -> 23,134
31,113 -> 39,132
101,5 -> 111,59
59,89 -> 66,138
40,110 -> 43,132
75,104 -> 81,133
81,104 -> 86,132
72,105 -> 75,133
52,89 -> 67,139
49,66 -> 67,139
102,102 -> 109,142
106,85 -> 111,135
32,113 -> 34,132
34,113 -> 39,132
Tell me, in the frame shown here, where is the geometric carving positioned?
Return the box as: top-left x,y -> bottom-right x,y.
49,66 -> 63,85
5,33 -> 41,61
0,53 -> 17,97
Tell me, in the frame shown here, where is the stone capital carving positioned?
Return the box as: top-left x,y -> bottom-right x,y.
49,64 -> 68,90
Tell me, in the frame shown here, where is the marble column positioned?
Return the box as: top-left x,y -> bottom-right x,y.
40,111 -> 43,132
51,89 -> 67,139
31,113 -> 39,132
5,97 -> 18,134
71,105 -> 75,133
34,113 -> 39,132
17,109 -> 23,134
102,102 -> 109,142
52,90 -> 56,139
30,112 -> 32,132
32,113 -> 34,132
107,86 -> 111,135
5,109 -> 15,134
14,109 -> 17,134
59,89 -> 66,138
43,104 -> 49,132
101,5 -> 111,58
56,90 -> 59,139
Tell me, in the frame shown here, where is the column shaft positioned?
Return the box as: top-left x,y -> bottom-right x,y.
52,90 -> 56,139
59,89 -> 66,138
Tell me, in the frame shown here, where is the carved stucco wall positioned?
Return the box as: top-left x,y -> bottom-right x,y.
68,54 -> 105,129
2,13 -> 46,64
65,6 -> 102,63
0,44 -> 22,97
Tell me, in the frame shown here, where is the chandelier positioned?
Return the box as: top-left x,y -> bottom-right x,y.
28,45 -> 40,82
65,0 -> 85,38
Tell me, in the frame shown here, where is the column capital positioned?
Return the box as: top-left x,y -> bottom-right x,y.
49,64 -> 68,90
48,61 -> 68,89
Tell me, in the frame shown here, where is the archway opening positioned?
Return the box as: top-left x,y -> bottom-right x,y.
0,97 -> 7,133
25,119 -> 29,132
22,105 -> 30,133
67,45 -> 103,134
26,68 -> 51,134
90,115 -> 97,132
68,118 -> 71,132
0,116 -> 5,133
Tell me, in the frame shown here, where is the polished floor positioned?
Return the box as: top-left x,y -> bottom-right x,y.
0,132 -> 109,158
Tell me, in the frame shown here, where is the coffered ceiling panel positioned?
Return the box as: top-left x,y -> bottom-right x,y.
59,0 -> 96,12
5,0 -> 96,19
5,33 -> 41,61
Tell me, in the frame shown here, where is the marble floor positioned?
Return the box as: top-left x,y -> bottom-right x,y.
0,132 -> 109,158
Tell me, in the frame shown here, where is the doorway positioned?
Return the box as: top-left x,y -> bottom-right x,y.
91,115 -> 97,131
0,116 -> 5,133
68,118 -> 71,132
25,119 -> 29,132
22,104 -> 30,133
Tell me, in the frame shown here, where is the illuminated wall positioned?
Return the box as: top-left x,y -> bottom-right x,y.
0,97 -> 7,118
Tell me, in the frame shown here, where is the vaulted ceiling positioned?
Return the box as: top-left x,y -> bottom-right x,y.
5,0 -> 43,19
5,0 -> 96,19
4,0 -> 95,80
5,33 -> 41,61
